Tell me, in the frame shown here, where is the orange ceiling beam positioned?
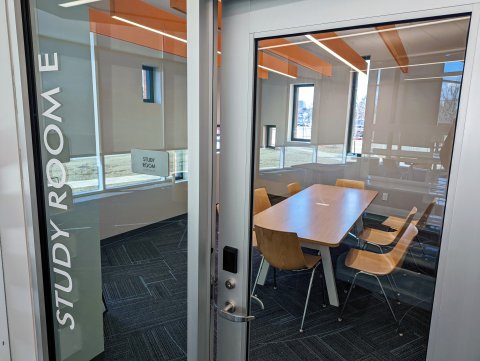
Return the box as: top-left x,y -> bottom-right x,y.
112,0 -> 186,37
259,38 -> 332,76
313,32 -> 368,73
258,67 -> 269,79
89,8 -> 187,58
218,1 -> 222,29
170,0 -> 186,14
376,25 -> 409,73
258,52 -> 298,78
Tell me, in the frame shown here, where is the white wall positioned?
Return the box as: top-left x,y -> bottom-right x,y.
75,182 -> 188,240
257,64 -> 351,147
96,36 -> 188,153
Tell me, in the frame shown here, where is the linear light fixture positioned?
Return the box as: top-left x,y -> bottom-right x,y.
362,59 -> 464,72
258,65 -> 296,79
59,0 -> 101,7
260,16 -> 470,50
404,75 -> 463,81
305,34 -> 364,73
112,16 -> 188,44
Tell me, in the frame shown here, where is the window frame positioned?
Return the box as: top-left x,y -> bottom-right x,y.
265,125 -> 276,149
142,65 -> 155,103
347,56 -> 370,155
290,83 -> 314,142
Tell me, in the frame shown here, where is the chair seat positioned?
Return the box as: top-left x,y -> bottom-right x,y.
382,216 -> 419,230
303,253 -> 321,269
345,248 -> 395,275
359,227 -> 397,246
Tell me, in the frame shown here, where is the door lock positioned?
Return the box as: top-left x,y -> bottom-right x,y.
215,301 -> 255,323
225,278 -> 236,289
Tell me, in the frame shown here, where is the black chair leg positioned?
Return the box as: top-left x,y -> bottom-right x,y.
273,267 -> 277,289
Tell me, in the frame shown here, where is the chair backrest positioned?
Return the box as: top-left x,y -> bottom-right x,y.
390,206 -> 417,242
253,188 -> 272,215
335,179 -> 365,190
387,224 -> 419,269
287,182 -> 302,197
416,198 -> 437,229
254,226 -> 307,270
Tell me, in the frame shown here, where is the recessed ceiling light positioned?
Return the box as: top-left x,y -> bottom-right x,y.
306,34 -> 365,73
59,0 -> 101,8
260,16 -> 470,51
258,65 -> 296,79
112,16 -> 187,44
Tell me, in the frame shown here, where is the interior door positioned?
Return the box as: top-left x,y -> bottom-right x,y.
216,1 -> 479,361
21,0 -> 213,359
0,237 -> 10,360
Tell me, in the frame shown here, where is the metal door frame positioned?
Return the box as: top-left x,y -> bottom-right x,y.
217,1 -> 480,361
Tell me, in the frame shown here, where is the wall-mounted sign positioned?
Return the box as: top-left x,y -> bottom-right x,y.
131,149 -> 170,177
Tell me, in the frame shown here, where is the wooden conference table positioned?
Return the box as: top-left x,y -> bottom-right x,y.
253,184 -> 378,307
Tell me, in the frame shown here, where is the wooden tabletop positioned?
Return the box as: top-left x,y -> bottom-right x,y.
254,184 -> 378,247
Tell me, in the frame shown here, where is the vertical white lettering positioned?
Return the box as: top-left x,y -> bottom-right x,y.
52,243 -> 71,267
44,124 -> 64,155
56,310 -> 75,330
41,87 -> 62,122
49,191 -> 68,210
50,220 -> 70,241
53,268 -> 73,293
55,290 -> 73,309
38,53 -> 59,72
46,159 -> 66,189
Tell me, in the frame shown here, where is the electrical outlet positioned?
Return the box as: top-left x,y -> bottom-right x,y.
382,192 -> 388,201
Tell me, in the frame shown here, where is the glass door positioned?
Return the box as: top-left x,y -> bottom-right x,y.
0,236 -> 10,359
22,0 -> 213,360
217,2 -> 472,360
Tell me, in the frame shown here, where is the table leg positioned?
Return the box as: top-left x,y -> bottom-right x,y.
257,259 -> 270,286
319,246 -> 339,307
355,216 -> 364,235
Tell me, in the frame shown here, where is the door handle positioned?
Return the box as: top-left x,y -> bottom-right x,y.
215,301 -> 255,323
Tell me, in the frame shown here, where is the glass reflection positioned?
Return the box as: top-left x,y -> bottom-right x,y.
251,14 -> 470,361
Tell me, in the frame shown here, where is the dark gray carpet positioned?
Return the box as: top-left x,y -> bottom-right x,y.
249,250 -> 431,361
248,195 -> 433,361
93,215 -> 188,361
93,200 -> 434,361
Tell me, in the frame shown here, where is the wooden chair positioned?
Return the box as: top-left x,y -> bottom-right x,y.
335,179 -> 365,190
220,198 -> 265,310
335,179 -> 366,239
252,226 -> 326,333
346,207 -> 417,297
383,199 -> 436,230
339,224 -> 419,329
382,200 -> 436,254
358,207 -> 417,248
254,187 -> 272,215
287,182 -> 302,197
250,188 -> 273,309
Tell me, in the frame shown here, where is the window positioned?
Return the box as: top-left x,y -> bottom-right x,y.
265,125 -> 276,148
437,61 -> 463,124
291,84 -> 314,141
142,65 -> 155,103
348,58 -> 370,154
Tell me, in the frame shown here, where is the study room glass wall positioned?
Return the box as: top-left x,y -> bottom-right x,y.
250,14 -> 469,361
24,0 -> 190,359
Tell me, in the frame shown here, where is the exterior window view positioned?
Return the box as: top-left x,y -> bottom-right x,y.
2,1 -> 480,361
251,15 -> 469,361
